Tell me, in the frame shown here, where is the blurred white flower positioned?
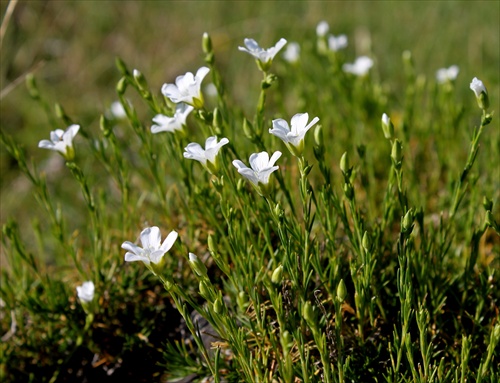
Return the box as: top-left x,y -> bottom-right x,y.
38,124 -> 80,161
109,101 -> 127,119
342,56 -> 373,76
283,42 -> 300,64
151,103 -> 194,134
122,226 -> 178,265
161,67 -> 210,108
238,38 -> 287,71
76,281 -> 95,303
184,136 -> 229,174
270,113 -> 320,156
204,83 -> 218,98
436,65 -> 459,83
233,151 -> 281,194
328,34 -> 348,52
316,21 -> 329,37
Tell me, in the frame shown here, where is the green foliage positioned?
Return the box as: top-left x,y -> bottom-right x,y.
1,2 -> 499,383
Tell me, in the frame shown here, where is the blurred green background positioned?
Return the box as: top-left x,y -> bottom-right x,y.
1,0 -> 499,226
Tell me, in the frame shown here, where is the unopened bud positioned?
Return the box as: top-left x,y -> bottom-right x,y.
237,291 -> 248,310
115,57 -> 130,76
100,115 -> 112,137
243,118 -> 254,140
25,74 -> 40,99
362,231 -> 371,252
271,264 -> 283,284
117,77 -> 128,95
199,280 -> 212,300
483,197 -> 493,212
189,252 -> 208,277
402,208 -> 414,234
302,300 -> 316,325
213,297 -> 224,315
314,124 -> 323,147
262,74 -> 278,89
391,139 -> 403,166
133,69 -> 148,92
213,107 -> 223,130
202,32 -> 213,54
381,113 -> 395,139
337,279 -> 347,302
470,77 -> 489,110
340,152 -> 349,174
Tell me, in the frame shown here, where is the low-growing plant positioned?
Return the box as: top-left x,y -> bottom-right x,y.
1,20 -> 499,383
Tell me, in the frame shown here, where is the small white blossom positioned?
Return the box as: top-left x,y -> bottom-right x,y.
161,67 -> 210,108
270,113 -> 320,156
76,281 -> 95,303
122,226 -> 178,265
316,21 -> 329,37
233,151 -> 282,195
469,77 -> 487,98
109,101 -> 127,119
469,77 -> 489,110
184,136 -> 229,174
238,38 -> 287,71
342,56 -> 374,76
328,34 -> 348,52
38,124 -> 80,161
151,103 -> 194,134
283,42 -> 300,64
436,65 -> 459,83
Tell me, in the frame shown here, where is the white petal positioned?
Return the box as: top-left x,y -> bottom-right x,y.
257,166 -> 279,184
125,252 -> 150,264
249,152 -> 270,172
140,226 -> 161,249
268,151 -> 282,167
38,140 -> 55,149
195,67 -> 210,82
121,241 -> 143,255
160,230 -> 178,252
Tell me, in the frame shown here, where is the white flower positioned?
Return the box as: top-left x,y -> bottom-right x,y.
469,77 -> 487,98
151,103 -> 194,134
342,56 -> 374,76
270,113 -> 320,156
76,281 -> 95,303
283,42 -> 300,64
381,113 -> 394,139
161,67 -> 210,108
122,226 -> 178,265
184,136 -> 229,174
109,101 -> 127,119
232,151 -> 282,195
238,38 -> 287,71
316,21 -> 329,37
470,77 -> 489,110
38,124 -> 80,160
436,65 -> 459,84
328,34 -> 348,52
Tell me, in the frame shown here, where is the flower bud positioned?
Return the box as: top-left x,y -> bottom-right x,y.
100,115 -> 112,137
271,264 -> 283,284
25,73 -> 40,99
213,297 -> 224,315
314,124 -> 323,147
189,252 -> 208,277
362,231 -> 371,252
280,330 -> 293,355
237,291 -> 248,311
340,152 -> 349,174
391,139 -> 403,167
133,69 -> 149,92
381,113 -> 395,139
208,234 -> 216,255
213,107 -> 223,131
402,208 -> 414,234
199,280 -> 213,301
117,77 -> 128,95
202,32 -> 213,55
337,279 -> 347,302
483,197 -> 493,212
469,77 -> 489,110
302,300 -> 316,325
262,73 -> 278,89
